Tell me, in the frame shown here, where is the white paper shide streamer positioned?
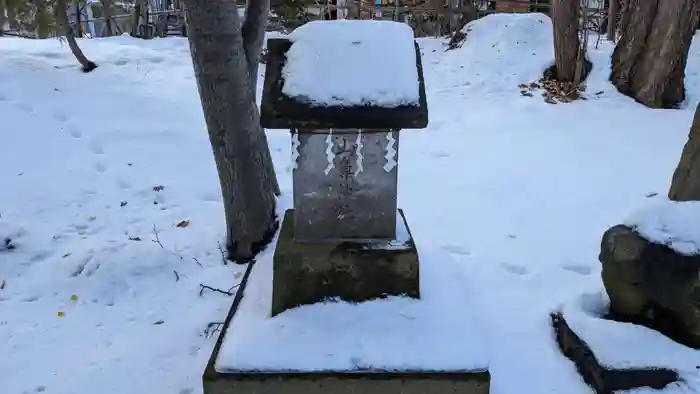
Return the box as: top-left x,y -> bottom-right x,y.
290,131 -> 300,171
383,131 -> 397,172
324,129 -> 336,175
354,130 -> 364,177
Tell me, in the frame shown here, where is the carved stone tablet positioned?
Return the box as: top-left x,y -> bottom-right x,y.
292,130 -> 399,242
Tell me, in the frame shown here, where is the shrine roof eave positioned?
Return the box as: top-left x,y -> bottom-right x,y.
260,38 -> 429,130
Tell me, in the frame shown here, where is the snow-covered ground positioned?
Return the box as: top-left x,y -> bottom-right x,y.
2,13 -> 700,394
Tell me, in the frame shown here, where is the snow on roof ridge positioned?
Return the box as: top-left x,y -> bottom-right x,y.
281,20 -> 420,108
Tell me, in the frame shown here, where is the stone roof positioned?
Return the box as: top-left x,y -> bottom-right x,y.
260,37 -> 429,130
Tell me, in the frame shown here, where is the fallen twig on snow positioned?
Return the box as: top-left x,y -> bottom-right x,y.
152,224 -> 164,248
204,321 -> 225,338
217,241 -> 228,265
199,283 -> 240,297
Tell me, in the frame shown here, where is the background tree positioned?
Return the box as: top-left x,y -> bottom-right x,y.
610,0 -> 700,109
183,0 -> 281,263
269,0 -> 315,31
34,0 -> 54,38
130,0 -> 144,36
606,0 -> 619,41
55,0 -> 98,71
100,0 -> 117,36
669,103 -> 700,201
0,0 -> 6,35
551,0 -> 584,82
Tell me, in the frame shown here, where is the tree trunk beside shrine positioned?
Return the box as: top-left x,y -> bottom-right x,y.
610,0 -> 700,109
184,0 -> 280,263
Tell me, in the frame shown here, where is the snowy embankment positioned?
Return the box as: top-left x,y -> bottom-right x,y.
1,13 -> 700,394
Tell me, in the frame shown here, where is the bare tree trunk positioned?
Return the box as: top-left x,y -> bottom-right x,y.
610,0 -> 700,109
551,0 -> 581,82
669,103 -> 700,201
35,0 -> 52,38
606,0 -> 619,41
0,0 -> 6,36
131,0 -> 142,36
101,0 -> 116,36
55,0 -> 98,72
242,0 -> 269,93
184,0 -> 279,262
75,2 -> 83,38
243,0 -> 280,196
6,0 -> 17,29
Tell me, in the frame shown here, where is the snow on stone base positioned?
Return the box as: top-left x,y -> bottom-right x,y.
623,199 -> 700,256
282,20 -> 420,108
215,246 -> 488,373
560,291 -> 700,390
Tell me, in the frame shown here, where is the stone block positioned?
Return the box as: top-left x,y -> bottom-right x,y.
203,373 -> 490,394
292,131 -> 399,242
272,208 -> 419,317
600,224 -> 700,348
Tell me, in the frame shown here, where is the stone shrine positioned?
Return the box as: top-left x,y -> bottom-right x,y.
203,21 -> 491,394
260,21 -> 428,316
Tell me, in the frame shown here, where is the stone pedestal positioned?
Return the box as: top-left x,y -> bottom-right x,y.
272,208 -> 419,317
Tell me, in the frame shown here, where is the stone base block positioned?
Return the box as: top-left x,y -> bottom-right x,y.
551,293 -> 687,394
202,243 -> 490,394
271,208 -> 419,316
203,372 -> 490,394
600,224 -> 700,348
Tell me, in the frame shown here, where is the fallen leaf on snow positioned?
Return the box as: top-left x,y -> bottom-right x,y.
176,220 -> 190,228
152,185 -> 165,192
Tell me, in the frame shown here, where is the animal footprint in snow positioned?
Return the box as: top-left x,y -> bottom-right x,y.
71,254 -> 100,277
430,151 -> 449,159
499,262 -> 529,276
442,245 -> 471,256
561,264 -> 593,276
147,56 -> 165,64
23,294 -> 41,302
93,162 -> 107,173
117,179 -> 132,190
66,124 -> 83,139
89,140 -> 105,154
15,102 -> 35,113
51,110 -> 68,122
